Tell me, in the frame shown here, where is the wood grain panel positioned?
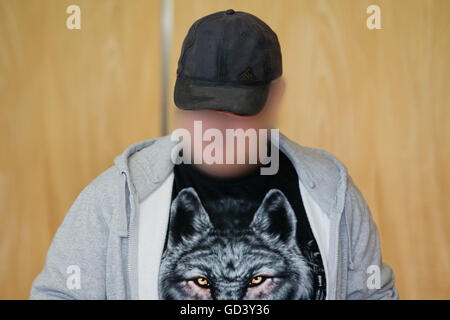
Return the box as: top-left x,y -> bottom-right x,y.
168,0 -> 450,299
0,0 -> 162,299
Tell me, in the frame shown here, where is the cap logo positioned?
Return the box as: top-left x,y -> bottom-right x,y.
239,67 -> 256,81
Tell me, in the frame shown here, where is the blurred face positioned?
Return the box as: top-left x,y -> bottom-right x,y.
176,78 -> 285,133
174,78 -> 285,177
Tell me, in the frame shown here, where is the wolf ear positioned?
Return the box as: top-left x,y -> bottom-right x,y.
168,187 -> 213,247
250,189 -> 297,244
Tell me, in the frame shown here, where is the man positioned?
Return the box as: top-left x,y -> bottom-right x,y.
30,9 -> 398,300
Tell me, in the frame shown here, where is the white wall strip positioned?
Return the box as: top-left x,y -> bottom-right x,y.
160,0 -> 173,135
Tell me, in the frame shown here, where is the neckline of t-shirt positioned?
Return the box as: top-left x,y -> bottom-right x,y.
174,150 -> 292,186
175,162 -> 268,186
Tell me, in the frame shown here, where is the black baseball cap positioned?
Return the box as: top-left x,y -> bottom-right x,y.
174,9 -> 282,116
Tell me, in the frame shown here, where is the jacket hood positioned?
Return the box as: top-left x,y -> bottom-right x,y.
113,132 -> 348,217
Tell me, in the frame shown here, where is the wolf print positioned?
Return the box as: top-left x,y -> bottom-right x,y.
158,187 -> 313,300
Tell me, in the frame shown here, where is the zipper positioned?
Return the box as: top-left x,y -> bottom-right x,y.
332,209 -> 343,299
124,173 -> 139,300
332,173 -> 348,299
126,198 -> 132,299
129,190 -> 140,299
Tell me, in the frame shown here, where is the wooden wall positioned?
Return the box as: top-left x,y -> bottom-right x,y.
0,0 -> 162,299
0,0 -> 448,299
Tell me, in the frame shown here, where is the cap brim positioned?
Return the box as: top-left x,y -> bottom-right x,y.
174,77 -> 270,116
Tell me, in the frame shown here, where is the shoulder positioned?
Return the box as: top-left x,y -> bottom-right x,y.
301,145 -> 348,180
279,133 -> 349,215
280,134 -> 348,188
67,166 -> 124,227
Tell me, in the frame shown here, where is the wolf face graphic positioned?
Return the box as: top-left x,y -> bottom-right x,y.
158,187 -> 313,300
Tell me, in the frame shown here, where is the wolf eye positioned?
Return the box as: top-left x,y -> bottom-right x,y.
193,277 -> 210,289
248,275 -> 266,287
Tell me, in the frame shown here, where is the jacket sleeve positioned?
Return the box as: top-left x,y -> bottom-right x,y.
344,176 -> 399,300
29,182 -> 110,299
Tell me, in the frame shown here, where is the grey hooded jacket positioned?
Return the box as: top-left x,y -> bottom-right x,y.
29,133 -> 398,300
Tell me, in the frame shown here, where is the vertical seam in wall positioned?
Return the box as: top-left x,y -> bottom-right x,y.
161,0 -> 173,136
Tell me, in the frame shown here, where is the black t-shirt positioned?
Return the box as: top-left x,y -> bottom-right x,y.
158,150 -> 326,300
